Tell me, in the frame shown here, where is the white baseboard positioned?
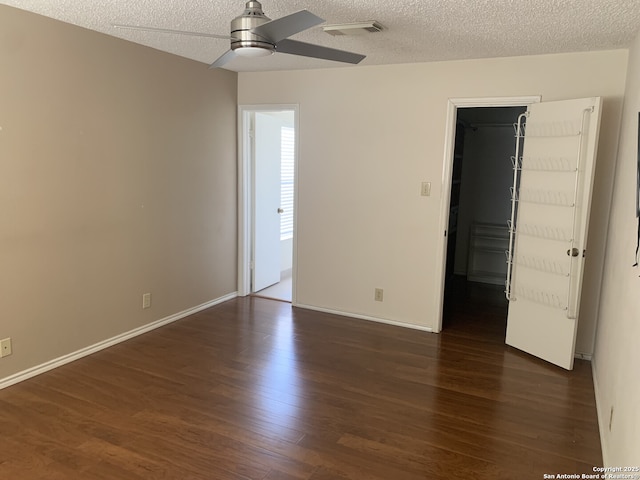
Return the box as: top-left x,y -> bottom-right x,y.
0,292 -> 238,390
591,357 -> 609,465
294,303 -> 433,333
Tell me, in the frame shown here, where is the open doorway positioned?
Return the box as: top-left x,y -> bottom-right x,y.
442,106 -> 527,333
238,106 -> 298,303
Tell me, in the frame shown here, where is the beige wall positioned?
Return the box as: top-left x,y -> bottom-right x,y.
239,50 -> 627,354
594,31 -> 640,465
0,6 -> 238,380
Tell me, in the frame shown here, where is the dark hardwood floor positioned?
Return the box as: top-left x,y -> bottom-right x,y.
0,286 -> 602,479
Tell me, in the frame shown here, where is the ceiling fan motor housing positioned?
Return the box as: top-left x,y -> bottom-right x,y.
230,1 -> 275,52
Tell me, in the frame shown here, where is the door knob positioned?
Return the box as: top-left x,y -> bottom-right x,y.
567,248 -> 579,257
277,208 -> 284,214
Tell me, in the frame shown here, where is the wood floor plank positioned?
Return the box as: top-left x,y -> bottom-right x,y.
0,283 -> 602,479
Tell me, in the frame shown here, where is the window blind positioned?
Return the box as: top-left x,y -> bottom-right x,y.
280,126 -> 295,240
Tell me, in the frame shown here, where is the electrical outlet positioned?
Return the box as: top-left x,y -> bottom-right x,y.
0,338 -> 12,358
374,288 -> 384,302
142,293 -> 152,309
421,182 -> 431,197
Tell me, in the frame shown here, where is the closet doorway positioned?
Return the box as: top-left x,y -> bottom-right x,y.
442,104 -> 528,332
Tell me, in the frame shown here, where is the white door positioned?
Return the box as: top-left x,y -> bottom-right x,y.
505,97 -> 602,370
252,112 -> 282,292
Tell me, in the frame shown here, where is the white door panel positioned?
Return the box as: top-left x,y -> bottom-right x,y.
253,112 -> 282,292
506,97 -> 602,370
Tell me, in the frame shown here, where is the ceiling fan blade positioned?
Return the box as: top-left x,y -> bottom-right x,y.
113,24 -> 231,39
209,50 -> 237,69
276,39 -> 365,64
250,10 -> 324,44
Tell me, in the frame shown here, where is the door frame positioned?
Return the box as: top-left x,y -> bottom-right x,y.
238,104 -> 299,301
433,96 -> 541,333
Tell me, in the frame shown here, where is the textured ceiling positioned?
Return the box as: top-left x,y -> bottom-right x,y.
2,0 -> 640,72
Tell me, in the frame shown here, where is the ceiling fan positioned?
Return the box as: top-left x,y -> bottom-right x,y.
113,0 -> 366,68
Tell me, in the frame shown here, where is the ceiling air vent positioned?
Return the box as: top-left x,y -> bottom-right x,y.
322,21 -> 385,36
